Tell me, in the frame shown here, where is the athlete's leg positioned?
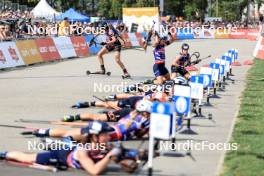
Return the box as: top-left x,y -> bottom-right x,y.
97,47 -> 109,73
163,73 -> 171,81
5,151 -> 37,163
153,75 -> 164,85
115,51 -> 129,75
79,113 -> 108,121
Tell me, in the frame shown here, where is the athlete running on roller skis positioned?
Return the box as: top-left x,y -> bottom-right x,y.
96,23 -> 130,78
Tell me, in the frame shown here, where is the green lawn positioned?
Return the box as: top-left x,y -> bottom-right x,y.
222,59 -> 264,176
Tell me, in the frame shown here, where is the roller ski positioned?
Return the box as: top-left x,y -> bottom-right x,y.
86,70 -> 111,76
122,73 -> 132,80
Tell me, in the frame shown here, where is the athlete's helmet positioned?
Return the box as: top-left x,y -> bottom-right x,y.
152,92 -> 168,102
84,121 -> 115,135
181,43 -> 189,50
173,76 -> 188,85
136,100 -> 153,113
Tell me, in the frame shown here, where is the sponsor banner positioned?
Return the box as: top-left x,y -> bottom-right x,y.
16,40 -> 43,65
35,38 -> 60,62
134,32 -> 145,46
193,28 -> 215,39
229,29 -> 247,39
253,36 -> 264,60
214,29 -> 230,39
70,36 -> 89,57
128,33 -> 140,47
123,7 -> 159,32
0,42 -> 25,69
85,35 -> 102,55
246,28 -> 259,41
176,28 -> 194,39
121,33 -> 132,48
52,36 -> 77,58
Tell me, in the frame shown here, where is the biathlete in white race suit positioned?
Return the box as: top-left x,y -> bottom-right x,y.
96,24 -> 130,78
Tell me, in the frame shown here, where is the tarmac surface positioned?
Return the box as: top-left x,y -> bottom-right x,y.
0,39 -> 256,176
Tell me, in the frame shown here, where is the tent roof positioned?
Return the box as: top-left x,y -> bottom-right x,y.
31,0 -> 60,19
56,8 -> 89,22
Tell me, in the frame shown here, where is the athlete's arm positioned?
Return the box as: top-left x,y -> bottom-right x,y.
77,149 -> 112,175
172,55 -> 181,67
152,35 -> 160,48
106,36 -> 117,45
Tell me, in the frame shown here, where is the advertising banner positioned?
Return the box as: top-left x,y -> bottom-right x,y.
16,40 -> 43,65
121,33 -> 132,48
123,7 -> 159,32
229,29 -> 247,39
52,36 -> 77,58
70,36 -> 89,57
253,36 -> 264,60
35,38 -> 60,62
0,42 -> 25,69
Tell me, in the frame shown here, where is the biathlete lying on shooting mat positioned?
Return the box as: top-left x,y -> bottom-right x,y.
96,23 -> 131,78
63,92 -> 168,122
70,92 -> 168,111
0,121 -> 139,175
29,100 -> 153,142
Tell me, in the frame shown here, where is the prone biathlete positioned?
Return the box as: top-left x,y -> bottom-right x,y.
30,100 -> 153,142
0,122 -> 122,175
96,24 -> 130,78
62,108 -> 132,122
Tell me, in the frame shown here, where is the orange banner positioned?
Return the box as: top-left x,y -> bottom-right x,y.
70,36 -> 89,57
214,29 -> 230,39
35,38 -> 61,62
16,40 -> 43,65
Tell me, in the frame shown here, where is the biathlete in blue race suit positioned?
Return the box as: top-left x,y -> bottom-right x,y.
152,32 -> 172,85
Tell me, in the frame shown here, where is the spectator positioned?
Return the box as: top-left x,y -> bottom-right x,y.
58,17 -> 70,36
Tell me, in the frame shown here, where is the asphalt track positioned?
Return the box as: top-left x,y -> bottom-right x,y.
0,39 -> 256,176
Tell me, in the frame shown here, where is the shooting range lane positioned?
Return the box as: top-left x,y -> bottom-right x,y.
0,39 -> 255,176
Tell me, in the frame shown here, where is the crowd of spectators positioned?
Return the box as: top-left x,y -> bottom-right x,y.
0,9 -> 262,42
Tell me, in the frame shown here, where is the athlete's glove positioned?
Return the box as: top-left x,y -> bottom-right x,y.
100,42 -> 106,45
110,147 -> 122,157
119,159 -> 138,173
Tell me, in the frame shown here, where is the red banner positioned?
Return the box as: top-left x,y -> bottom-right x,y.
70,36 -> 89,57
121,33 -> 132,48
229,29 -> 247,39
246,29 -> 259,41
35,38 -> 60,62
134,32 -> 144,46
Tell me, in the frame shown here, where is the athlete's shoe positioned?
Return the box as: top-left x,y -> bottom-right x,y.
0,151 -> 7,160
71,101 -> 90,108
141,79 -> 153,84
62,115 -> 75,122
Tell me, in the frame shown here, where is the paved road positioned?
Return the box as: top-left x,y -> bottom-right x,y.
0,39 -> 256,176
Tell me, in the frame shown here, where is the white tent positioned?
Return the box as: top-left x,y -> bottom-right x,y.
31,0 -> 60,19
